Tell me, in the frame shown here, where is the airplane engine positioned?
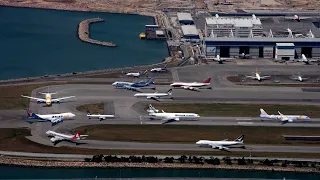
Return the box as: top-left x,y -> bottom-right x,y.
37,101 -> 41,104
57,101 -> 60,104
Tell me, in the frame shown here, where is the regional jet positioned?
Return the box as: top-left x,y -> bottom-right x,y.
87,113 -> 115,121
112,77 -> 155,92
210,55 -> 235,64
245,69 -> 271,81
46,130 -> 88,145
148,105 -> 200,124
134,89 -> 173,101
126,70 -> 147,77
26,110 -> 75,125
170,78 -> 212,91
290,73 -> 310,82
298,54 -> 319,65
285,15 -> 311,22
150,64 -> 168,72
21,87 -> 75,106
260,109 -> 310,124
196,135 -> 245,152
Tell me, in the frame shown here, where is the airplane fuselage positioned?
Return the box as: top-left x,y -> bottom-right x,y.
150,112 -> 200,119
38,112 -> 75,121
170,82 -> 209,87
134,93 -> 168,98
261,114 -> 309,121
45,94 -> 52,106
196,140 -> 242,147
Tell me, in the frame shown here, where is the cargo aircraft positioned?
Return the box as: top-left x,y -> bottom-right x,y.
46,130 -> 88,145
148,104 -> 200,124
245,69 -> 271,81
87,113 -> 115,121
260,109 -> 310,124
112,77 -> 155,92
134,89 -> 173,101
196,135 -> 245,152
126,70 -> 148,77
21,87 -> 75,106
26,110 -> 75,125
170,78 -> 211,91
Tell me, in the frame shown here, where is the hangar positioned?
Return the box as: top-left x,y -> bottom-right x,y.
177,12 -> 194,25
181,25 -> 199,39
204,37 -> 320,59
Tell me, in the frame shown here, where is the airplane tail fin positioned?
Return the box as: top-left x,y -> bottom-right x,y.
235,135 -> 244,143
72,132 -> 81,140
203,78 -> 212,84
27,110 -> 39,119
148,104 -> 159,113
142,70 -> 148,75
167,89 -> 173,95
147,77 -> 155,85
302,54 -> 307,60
87,112 -> 91,115
260,108 -> 269,118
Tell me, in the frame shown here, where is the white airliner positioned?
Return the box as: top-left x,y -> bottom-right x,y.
148,105 -> 200,124
150,65 -> 168,72
170,78 -> 211,91
285,15 -> 311,22
245,69 -> 271,81
210,55 -> 235,64
196,135 -> 245,151
26,110 -> 75,125
126,70 -> 147,77
46,130 -> 88,145
290,74 -> 310,82
298,54 -> 319,65
87,113 -> 115,120
134,89 -> 173,101
21,88 -> 75,106
260,109 -> 310,124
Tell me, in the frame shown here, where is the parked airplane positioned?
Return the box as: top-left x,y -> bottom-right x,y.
112,77 -> 155,92
126,70 -> 148,77
46,130 -> 88,145
211,55 -> 235,64
21,87 -> 75,106
260,109 -> 310,124
290,74 -> 310,82
148,105 -> 200,124
26,110 -> 75,125
245,69 -> 271,81
147,104 -> 159,113
298,54 -> 319,65
150,65 -> 168,72
239,53 -> 251,59
134,89 -> 173,101
196,135 -> 245,151
87,113 -> 115,120
170,78 -> 212,91
285,15 -> 311,22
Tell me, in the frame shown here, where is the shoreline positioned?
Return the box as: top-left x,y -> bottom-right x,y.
0,157 -> 318,173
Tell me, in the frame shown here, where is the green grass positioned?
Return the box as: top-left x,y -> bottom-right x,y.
1,128 -> 320,158
74,125 -> 320,145
151,103 -> 320,117
76,103 -> 104,114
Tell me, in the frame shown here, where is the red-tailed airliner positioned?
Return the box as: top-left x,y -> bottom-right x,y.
170,78 -> 212,91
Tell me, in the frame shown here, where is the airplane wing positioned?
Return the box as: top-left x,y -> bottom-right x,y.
260,76 -> 271,79
245,75 -> 255,79
181,86 -> 200,92
50,136 -> 65,142
209,144 -> 230,151
148,97 -> 160,102
290,77 -> 299,80
124,85 -> 142,92
50,117 -> 64,124
21,95 -> 45,102
162,117 -> 179,124
52,96 -> 75,102
302,77 -> 310,80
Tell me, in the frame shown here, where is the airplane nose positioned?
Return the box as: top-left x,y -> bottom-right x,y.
112,83 -> 116,86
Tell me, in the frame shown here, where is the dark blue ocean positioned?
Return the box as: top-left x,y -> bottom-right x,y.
0,165 -> 319,179
0,7 -> 168,80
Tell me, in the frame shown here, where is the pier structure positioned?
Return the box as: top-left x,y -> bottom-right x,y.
78,18 -> 116,47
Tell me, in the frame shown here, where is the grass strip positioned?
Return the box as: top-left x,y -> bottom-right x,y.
76,103 -> 104,114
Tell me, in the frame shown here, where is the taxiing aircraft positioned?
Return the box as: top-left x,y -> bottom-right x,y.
46,130 -> 88,145
196,135 -> 245,152
290,74 -> 310,82
87,113 -> 115,120
26,110 -> 75,125
245,69 -> 271,81
298,54 -> 319,65
150,64 -> 168,72
211,55 -> 235,64
21,87 -> 75,106
260,109 -> 310,124
170,78 -> 211,91
112,77 -> 155,92
126,70 -> 148,77
285,15 -> 311,22
134,89 -> 173,101
147,104 -> 159,113
148,105 -> 200,124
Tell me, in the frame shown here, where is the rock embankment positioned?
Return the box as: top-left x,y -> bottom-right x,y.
78,18 -> 116,47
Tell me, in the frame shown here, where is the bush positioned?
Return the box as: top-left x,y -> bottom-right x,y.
223,157 -> 232,165
84,158 -> 91,162
281,162 -> 287,167
92,154 -> 104,163
237,157 -> 247,165
164,157 -> 174,163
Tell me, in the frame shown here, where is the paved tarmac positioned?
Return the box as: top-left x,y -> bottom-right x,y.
1,63 -> 320,154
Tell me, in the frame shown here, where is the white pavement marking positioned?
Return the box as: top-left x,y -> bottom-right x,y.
236,119 -> 252,121
237,122 -> 254,125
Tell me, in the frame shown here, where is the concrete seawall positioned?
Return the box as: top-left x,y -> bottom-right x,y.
78,18 -> 116,47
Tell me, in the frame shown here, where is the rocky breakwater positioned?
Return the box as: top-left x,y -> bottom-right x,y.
78,18 -> 116,47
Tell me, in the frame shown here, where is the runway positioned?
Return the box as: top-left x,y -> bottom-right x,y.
1,63 -> 320,155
